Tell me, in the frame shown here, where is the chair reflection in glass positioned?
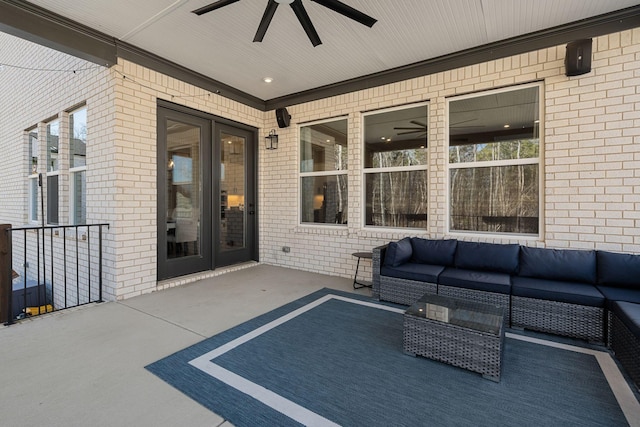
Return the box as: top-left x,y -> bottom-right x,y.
167,208 -> 199,257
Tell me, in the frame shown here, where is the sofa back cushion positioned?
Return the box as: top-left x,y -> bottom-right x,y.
597,251 -> 640,289
519,246 -> 596,284
454,241 -> 520,274
383,237 -> 413,267
410,238 -> 457,266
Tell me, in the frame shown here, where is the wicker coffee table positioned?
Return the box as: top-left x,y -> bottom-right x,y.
403,293 -> 505,381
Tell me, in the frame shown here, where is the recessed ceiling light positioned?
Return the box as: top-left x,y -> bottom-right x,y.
503,124 -> 510,128
263,77 -> 273,83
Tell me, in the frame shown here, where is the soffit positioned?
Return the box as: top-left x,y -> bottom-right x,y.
3,0 -> 640,107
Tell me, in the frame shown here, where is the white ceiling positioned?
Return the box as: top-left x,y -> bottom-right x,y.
10,0 -> 640,101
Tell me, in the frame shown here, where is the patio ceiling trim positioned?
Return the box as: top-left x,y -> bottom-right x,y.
115,41 -> 266,111
0,0 -> 117,68
1,1 -> 640,112
265,5 -> 640,110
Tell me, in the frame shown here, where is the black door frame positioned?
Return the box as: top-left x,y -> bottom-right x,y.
214,123 -> 257,267
157,100 -> 259,280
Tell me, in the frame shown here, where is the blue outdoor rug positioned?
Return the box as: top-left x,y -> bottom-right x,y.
146,288 -> 640,426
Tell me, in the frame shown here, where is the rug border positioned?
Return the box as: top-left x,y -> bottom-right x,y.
147,288 -> 640,426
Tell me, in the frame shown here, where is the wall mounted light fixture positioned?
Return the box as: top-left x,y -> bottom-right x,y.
265,129 -> 278,150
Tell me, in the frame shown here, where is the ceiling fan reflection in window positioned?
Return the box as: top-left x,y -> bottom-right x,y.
192,0 -> 377,47
394,120 -> 427,137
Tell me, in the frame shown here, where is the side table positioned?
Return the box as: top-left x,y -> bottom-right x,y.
352,252 -> 373,289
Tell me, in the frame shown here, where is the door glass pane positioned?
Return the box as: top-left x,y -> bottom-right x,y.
166,120 -> 201,259
220,132 -> 245,251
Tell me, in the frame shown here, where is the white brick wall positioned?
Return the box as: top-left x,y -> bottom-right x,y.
0,32 -> 118,300
2,27 -> 640,301
260,28 -> 640,281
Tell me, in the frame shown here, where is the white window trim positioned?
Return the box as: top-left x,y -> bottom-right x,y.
361,102 -> 429,231
449,157 -> 539,170
28,174 -> 39,224
70,165 -> 87,225
298,116 -> 349,227
68,104 -> 88,225
445,82 -> 544,238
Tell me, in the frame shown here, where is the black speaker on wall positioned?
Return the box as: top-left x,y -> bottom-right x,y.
565,39 -> 592,76
276,107 -> 291,128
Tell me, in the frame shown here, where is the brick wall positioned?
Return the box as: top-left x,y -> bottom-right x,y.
2,27 -> 640,301
0,32 -> 118,300
260,28 -> 640,283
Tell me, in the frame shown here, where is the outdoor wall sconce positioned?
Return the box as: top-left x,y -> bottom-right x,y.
265,129 -> 278,150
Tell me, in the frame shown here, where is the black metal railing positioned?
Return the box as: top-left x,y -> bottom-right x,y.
1,223 -> 109,325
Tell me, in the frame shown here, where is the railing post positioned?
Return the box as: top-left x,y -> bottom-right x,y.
0,224 -> 13,325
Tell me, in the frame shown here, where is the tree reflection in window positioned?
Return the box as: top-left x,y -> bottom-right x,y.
448,84 -> 541,235
364,104 -> 428,228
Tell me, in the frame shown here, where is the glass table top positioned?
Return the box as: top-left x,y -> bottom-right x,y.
405,293 -> 503,336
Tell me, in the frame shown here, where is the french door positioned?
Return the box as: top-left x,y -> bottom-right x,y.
157,104 -> 257,280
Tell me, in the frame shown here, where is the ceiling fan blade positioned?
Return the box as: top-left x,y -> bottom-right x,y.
253,0 -> 279,42
410,120 -> 427,127
290,0 -> 322,47
393,127 -> 423,131
450,118 -> 478,127
192,0 -> 241,16
311,0 -> 377,27
397,130 -> 426,136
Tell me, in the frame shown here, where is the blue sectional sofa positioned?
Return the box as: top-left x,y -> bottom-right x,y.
372,238 -> 640,388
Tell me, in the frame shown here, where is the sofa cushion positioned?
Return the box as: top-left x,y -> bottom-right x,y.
383,237 -> 413,267
438,267 -> 511,294
410,238 -> 457,266
610,301 -> 640,338
511,276 -> 605,307
454,241 -> 520,274
519,246 -> 596,284
596,286 -> 640,309
597,251 -> 640,289
381,262 -> 445,284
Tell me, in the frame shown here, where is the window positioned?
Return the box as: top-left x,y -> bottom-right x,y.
69,107 -> 87,224
448,84 -> 541,235
363,104 -> 428,228
28,128 -> 39,222
46,119 -> 60,224
300,118 -> 348,225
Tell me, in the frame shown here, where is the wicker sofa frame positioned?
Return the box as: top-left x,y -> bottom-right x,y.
609,308 -> 640,387
511,296 -> 603,342
373,239 -> 640,390
373,242 -> 609,343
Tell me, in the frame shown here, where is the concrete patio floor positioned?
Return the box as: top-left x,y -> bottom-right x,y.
0,264 -> 370,426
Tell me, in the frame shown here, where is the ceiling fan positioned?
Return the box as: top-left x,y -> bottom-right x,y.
450,118 -> 485,129
192,0 -> 377,47
394,120 -> 427,136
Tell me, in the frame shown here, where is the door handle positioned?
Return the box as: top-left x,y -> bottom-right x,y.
249,211 -> 255,215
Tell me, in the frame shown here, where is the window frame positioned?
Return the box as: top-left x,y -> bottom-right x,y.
298,116 -> 349,227
446,82 -> 544,238
27,127 -> 39,223
69,105 -> 87,225
45,118 -> 60,225
362,102 -> 429,231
